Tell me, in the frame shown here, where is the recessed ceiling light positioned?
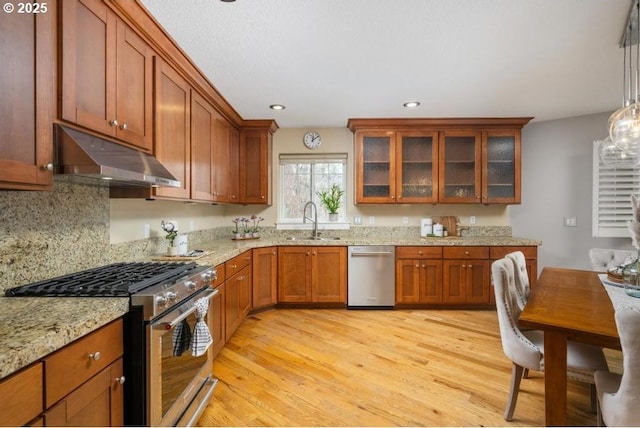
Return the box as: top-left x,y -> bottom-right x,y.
403,101 -> 420,108
269,104 -> 286,110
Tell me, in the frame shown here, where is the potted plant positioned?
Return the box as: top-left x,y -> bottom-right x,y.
232,218 -> 241,239
316,184 -> 344,221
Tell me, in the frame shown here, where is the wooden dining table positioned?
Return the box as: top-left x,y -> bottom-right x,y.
519,267 -> 621,426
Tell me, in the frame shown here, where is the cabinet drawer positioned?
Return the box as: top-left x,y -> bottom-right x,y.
396,246 -> 442,259
211,263 -> 226,287
44,319 -> 123,408
0,363 -> 43,426
225,251 -> 252,276
489,246 -> 537,259
443,246 -> 489,259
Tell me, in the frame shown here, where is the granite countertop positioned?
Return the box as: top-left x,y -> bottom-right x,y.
189,235 -> 542,267
0,234 -> 540,380
0,297 -> 129,380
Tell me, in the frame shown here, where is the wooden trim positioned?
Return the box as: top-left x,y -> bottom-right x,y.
347,117 -> 533,132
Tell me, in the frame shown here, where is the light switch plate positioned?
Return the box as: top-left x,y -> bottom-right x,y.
353,216 -> 362,225
564,216 -> 577,227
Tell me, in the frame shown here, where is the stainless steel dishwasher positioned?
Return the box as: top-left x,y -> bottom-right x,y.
348,245 -> 395,308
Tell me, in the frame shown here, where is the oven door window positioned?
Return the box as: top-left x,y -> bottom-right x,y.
158,311 -> 209,418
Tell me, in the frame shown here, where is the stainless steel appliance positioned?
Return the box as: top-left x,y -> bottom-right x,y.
347,245 -> 395,308
6,261 -> 218,427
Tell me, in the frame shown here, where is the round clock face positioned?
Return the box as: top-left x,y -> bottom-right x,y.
303,132 -> 321,149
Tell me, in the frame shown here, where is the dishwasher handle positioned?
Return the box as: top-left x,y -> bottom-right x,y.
350,251 -> 394,256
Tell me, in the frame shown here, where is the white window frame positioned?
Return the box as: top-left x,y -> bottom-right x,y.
277,153 -> 349,230
592,140 -> 640,237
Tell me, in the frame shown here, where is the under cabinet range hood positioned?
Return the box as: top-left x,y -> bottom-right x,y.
54,125 -> 180,188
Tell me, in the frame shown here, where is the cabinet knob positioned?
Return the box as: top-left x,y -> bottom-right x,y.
469,264 -> 473,268
120,123 -> 128,130
306,252 -> 311,256
421,264 -> 425,268
42,163 -> 53,171
89,352 -> 101,361
415,264 -> 419,268
230,264 -> 237,269
272,252 -> 276,256
261,195 -> 265,199
312,252 -> 317,256
391,195 -> 395,199
476,195 -> 481,199
114,376 -> 126,385
418,251 -> 423,255
109,119 -> 118,127
462,264 -> 466,268
464,251 -> 469,255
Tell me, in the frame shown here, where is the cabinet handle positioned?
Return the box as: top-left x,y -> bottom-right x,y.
120,123 -> 128,130
109,119 -> 118,127
230,264 -> 237,269
89,352 -> 101,361
42,163 -> 53,171
114,376 -> 126,385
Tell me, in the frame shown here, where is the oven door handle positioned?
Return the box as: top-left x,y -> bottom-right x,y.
156,287 -> 219,330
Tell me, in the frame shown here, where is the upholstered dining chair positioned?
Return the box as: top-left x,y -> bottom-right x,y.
491,258 -> 609,421
589,248 -> 635,273
505,251 -> 530,311
594,308 -> 640,427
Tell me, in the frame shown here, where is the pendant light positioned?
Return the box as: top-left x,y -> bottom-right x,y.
610,0 -> 640,155
598,136 -> 639,167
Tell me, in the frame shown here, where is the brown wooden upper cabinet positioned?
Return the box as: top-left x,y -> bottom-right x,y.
240,122 -> 278,205
60,0 -> 154,152
348,118 -> 531,205
0,0 -> 55,190
354,130 -> 438,203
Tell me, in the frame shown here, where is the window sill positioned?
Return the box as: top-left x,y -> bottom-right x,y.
276,222 -> 350,231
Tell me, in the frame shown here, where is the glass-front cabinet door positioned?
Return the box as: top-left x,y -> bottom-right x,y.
356,131 -> 396,203
438,131 -> 481,203
483,130 -> 520,203
396,131 -> 438,203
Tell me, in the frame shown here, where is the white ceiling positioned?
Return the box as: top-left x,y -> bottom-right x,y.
140,0 -> 632,128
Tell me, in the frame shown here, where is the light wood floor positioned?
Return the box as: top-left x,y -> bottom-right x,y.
197,309 -> 622,427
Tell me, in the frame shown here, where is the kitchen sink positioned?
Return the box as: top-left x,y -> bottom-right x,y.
285,236 -> 341,241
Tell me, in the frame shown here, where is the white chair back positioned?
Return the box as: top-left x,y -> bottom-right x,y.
505,251 -> 530,311
597,308 -> 640,426
491,258 -> 542,370
589,248 -> 635,272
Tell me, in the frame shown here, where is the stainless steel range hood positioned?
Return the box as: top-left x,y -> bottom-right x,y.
55,125 -> 180,188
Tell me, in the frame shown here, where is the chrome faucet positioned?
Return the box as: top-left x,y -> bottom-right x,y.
303,201 -> 319,238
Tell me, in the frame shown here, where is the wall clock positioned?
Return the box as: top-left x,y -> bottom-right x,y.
303,131 -> 322,149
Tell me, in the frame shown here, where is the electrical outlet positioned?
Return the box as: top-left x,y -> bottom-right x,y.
470,216 -> 476,225
564,216 -> 577,227
143,224 -> 150,238
369,216 -> 375,225
353,216 -> 362,225
402,216 -> 409,224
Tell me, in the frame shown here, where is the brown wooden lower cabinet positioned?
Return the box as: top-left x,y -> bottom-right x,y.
278,246 -> 346,304
252,247 -> 278,309
395,247 -> 443,304
0,319 -> 124,427
210,282 -> 226,359
44,358 -> 124,427
0,363 -> 43,426
225,264 -> 252,340
396,245 -> 536,307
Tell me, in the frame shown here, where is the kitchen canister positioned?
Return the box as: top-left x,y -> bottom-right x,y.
420,218 -> 433,237
433,223 -> 444,237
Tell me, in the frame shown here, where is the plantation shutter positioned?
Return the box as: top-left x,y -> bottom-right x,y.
592,140 -> 640,237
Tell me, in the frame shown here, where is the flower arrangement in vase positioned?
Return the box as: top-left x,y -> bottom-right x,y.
161,220 -> 179,255
232,215 -> 264,239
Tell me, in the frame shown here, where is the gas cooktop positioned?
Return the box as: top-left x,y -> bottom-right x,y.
5,262 -> 198,297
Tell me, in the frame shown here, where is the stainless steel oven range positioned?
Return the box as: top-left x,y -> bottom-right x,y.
6,261 -> 219,427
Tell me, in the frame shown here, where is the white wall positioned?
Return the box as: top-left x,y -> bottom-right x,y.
511,111 -> 634,273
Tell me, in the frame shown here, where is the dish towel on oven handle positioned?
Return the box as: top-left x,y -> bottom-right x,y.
172,319 -> 191,356
191,296 -> 213,357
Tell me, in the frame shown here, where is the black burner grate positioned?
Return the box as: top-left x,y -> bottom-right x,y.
5,262 -> 197,297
